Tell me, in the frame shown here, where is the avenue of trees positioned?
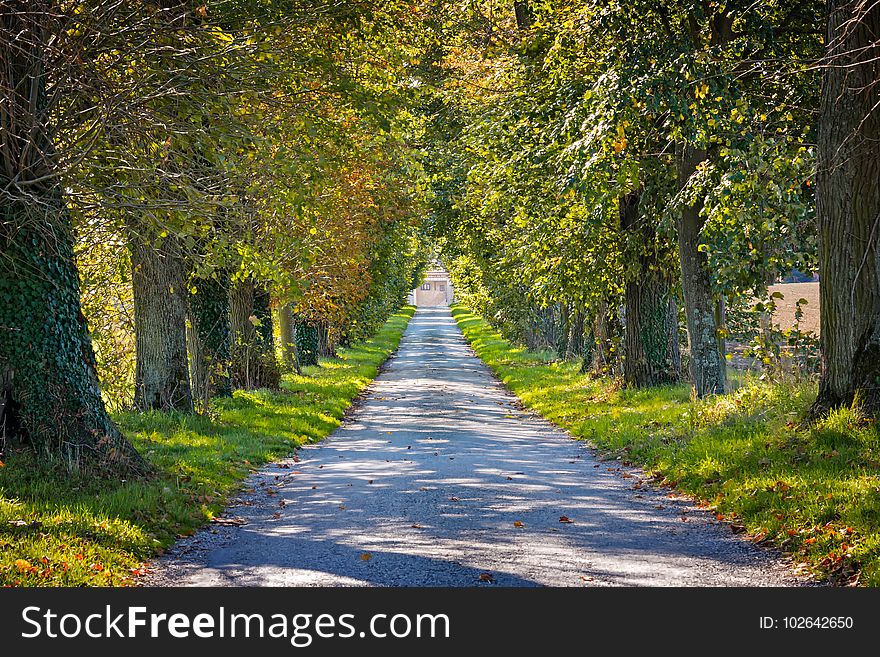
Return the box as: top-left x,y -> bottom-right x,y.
0,0 -> 877,476
1,1 -> 429,472
424,1 -> 877,413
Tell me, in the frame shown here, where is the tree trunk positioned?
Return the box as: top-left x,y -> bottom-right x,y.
513,1 -> 532,29
621,191 -> 682,387
668,295 -> 682,378
675,142 -> 725,396
316,320 -> 334,359
252,285 -> 281,387
130,230 -> 193,412
588,300 -> 620,376
813,0 -> 880,416
229,277 -> 255,387
278,303 -> 302,374
566,307 -> 586,358
295,320 -> 320,367
229,277 -> 280,389
188,272 -> 231,412
0,7 -> 143,471
714,295 -> 727,363
556,303 -> 570,357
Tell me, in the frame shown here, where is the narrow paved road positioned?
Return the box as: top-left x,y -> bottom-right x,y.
150,307 -> 802,586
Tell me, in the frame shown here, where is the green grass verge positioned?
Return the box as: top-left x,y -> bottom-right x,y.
452,304 -> 880,586
0,306 -> 415,587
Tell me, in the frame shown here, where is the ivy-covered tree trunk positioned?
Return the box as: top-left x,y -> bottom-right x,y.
130,230 -> 193,412
295,319 -> 320,367
813,1 -> 880,416
620,191 -> 682,387
1,203 -> 146,471
229,277 -> 280,389
277,303 -> 302,374
675,142 -> 725,396
0,7 -> 143,471
253,285 -> 281,387
188,273 -> 231,411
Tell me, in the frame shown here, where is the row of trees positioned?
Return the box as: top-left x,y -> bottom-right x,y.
1,1 -> 429,473
424,1 -> 878,415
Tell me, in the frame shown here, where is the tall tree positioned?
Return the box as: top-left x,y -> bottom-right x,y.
0,4 -> 143,470
130,231 -> 193,411
813,0 -> 880,415
620,191 -> 681,387
676,141 -> 726,395
229,276 -> 280,390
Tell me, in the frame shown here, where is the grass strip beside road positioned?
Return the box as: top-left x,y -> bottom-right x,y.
0,306 -> 415,586
452,304 -> 880,586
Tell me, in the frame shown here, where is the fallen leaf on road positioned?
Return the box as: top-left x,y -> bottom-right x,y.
272,512 -> 281,519
338,505 -> 346,510
580,575 -> 593,582
411,524 -> 422,529
478,573 -> 494,583
514,521 -> 524,528
449,496 -> 459,501
559,516 -> 574,524
361,553 -> 372,561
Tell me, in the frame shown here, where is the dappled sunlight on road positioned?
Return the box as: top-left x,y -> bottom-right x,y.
156,307 -> 798,587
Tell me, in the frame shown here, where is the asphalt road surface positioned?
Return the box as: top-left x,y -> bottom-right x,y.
148,307 -> 803,587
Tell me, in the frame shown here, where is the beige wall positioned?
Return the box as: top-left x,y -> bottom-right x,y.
415,279 -> 451,306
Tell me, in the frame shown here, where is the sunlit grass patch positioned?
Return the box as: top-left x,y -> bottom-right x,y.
0,306 -> 414,586
452,304 -> 880,586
